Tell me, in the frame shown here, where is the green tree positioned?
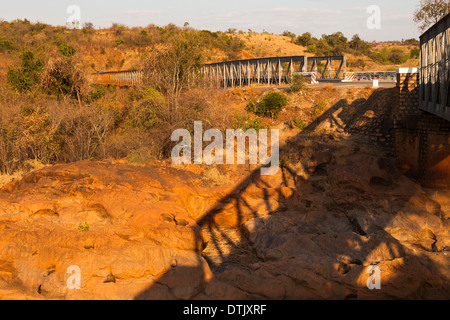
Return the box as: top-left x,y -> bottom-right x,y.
296,32 -> 314,46
142,32 -> 203,114
349,34 -> 371,53
282,30 -> 296,42
306,44 -> 317,54
322,32 -> 348,55
6,50 -> 42,92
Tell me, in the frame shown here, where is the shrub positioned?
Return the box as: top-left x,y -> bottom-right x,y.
0,37 -> 13,52
41,57 -> 88,97
16,105 -> 60,164
243,117 -> 265,131
250,91 -> 288,119
57,43 -> 76,57
389,48 -> 409,64
404,38 -> 419,45
349,59 -> 367,70
89,84 -> 113,101
370,48 -> 409,65
306,44 -> 317,54
202,167 -> 230,186
129,88 -> 167,130
232,113 -> 251,128
410,48 -> 420,59
114,25 -> 126,35
314,98 -> 328,115
287,73 -> 306,93
77,222 -> 90,231
127,147 -> 154,164
7,50 -> 43,92
293,119 -> 308,130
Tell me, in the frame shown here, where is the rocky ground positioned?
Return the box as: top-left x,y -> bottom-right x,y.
0,130 -> 448,300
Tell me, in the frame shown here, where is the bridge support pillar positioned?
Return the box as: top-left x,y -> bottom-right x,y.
395,68 -> 450,189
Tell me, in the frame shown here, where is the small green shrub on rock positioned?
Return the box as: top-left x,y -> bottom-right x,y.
248,91 -> 288,119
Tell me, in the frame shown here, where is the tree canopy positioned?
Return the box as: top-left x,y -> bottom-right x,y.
413,0 -> 450,32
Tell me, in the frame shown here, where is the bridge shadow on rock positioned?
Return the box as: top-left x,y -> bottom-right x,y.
134,88 -> 450,300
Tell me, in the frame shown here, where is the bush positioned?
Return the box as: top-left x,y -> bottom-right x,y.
389,48 -> 409,64
249,92 -> 288,119
306,44 -> 317,54
287,73 -> 306,93
77,222 -> 90,231
6,50 -> 43,92
0,37 -> 13,52
129,88 -> 167,130
404,38 -> 419,45
410,48 -> 420,59
314,98 -> 328,115
293,119 -> 308,130
127,147 -> 154,164
233,115 -> 265,131
370,48 -> 409,65
57,43 -> 76,57
41,57 -> 88,97
88,84 -> 115,101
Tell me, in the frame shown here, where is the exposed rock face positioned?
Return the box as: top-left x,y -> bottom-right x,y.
0,148 -> 449,300
0,161 -> 211,299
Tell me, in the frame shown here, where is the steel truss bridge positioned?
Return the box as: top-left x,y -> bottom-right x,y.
201,55 -> 347,88
419,13 -> 450,121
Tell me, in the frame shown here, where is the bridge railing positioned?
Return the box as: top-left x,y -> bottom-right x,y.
352,71 -> 397,81
419,13 -> 450,122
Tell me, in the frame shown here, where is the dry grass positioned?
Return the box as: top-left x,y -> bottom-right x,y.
202,167 -> 231,186
0,159 -> 46,188
234,33 -> 306,58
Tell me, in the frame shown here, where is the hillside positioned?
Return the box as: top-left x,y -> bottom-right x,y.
0,20 -> 420,83
233,33 -> 419,71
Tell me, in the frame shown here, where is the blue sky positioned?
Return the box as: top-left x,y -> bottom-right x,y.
0,0 -> 421,41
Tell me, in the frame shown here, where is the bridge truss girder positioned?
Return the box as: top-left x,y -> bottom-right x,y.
202,55 -> 346,88
419,13 -> 450,122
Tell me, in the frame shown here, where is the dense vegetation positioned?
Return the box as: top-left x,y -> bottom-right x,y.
0,20 -> 240,174
0,20 -> 420,176
289,31 -> 419,65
